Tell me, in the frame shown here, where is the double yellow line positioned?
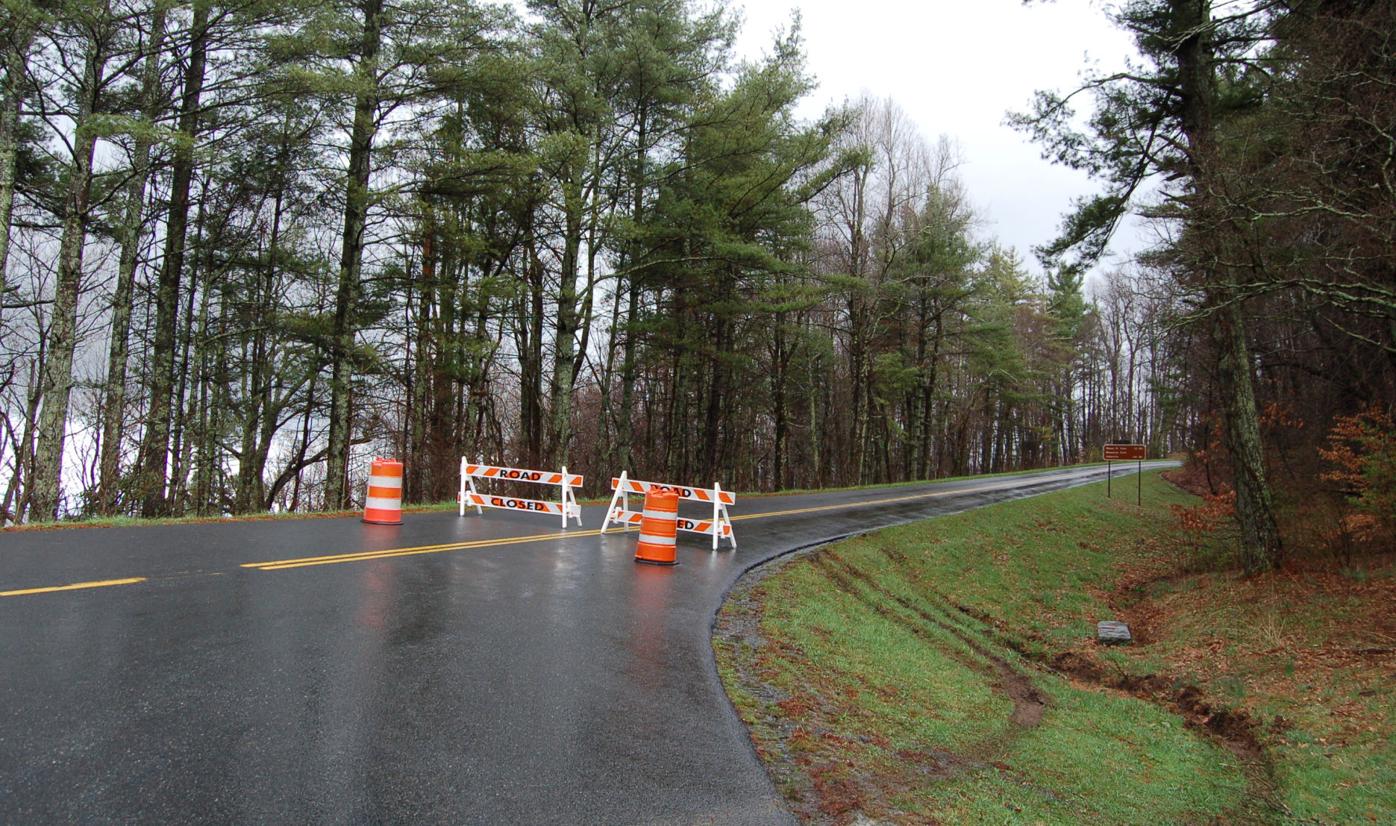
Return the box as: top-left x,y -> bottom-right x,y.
3,472 -> 1072,594
242,529 -> 612,571
0,577 -> 147,597
243,478 -> 1019,571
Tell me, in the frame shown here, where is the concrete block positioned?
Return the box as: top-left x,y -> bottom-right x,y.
1097,620 -> 1132,645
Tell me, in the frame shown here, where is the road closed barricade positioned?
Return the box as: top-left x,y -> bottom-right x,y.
600,471 -> 735,549
457,460 -> 583,528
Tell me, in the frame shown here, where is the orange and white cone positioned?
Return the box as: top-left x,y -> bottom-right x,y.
634,488 -> 679,565
362,457 -> 404,525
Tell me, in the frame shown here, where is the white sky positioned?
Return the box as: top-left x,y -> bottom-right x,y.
733,0 -> 1144,278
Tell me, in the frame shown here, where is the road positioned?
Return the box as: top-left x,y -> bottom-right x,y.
0,462 -> 1170,823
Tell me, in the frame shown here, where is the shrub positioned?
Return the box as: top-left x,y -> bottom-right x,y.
1319,407 -> 1396,548
1170,489 -> 1238,569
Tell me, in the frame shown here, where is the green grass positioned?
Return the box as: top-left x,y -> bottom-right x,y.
715,472 -> 1395,823
862,472 -> 1196,657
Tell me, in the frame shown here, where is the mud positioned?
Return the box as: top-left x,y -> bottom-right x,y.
1048,650 -> 1273,781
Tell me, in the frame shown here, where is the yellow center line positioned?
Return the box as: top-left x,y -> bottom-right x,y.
245,477 -> 1037,571
0,577 -> 147,598
247,530 -> 612,571
240,529 -> 585,568
4,472 -> 1097,592
729,479 -> 1013,522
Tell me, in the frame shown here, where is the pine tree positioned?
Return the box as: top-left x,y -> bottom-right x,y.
0,1 -> 43,323
30,0 -> 138,519
1012,0 -> 1282,570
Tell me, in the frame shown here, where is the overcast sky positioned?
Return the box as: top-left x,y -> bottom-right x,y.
732,0 -> 1142,278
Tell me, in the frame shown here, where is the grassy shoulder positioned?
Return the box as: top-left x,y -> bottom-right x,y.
713,471 -> 1395,824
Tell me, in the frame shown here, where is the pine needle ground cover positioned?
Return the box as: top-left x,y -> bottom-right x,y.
713,472 -> 1395,823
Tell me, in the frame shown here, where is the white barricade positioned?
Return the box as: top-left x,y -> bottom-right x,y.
600,471 -> 735,549
457,460 -> 583,528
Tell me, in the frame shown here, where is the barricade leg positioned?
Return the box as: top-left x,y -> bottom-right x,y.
712,482 -> 722,550
601,471 -> 628,534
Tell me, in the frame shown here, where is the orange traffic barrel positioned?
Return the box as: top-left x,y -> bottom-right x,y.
635,488 -> 679,565
363,457 -> 404,525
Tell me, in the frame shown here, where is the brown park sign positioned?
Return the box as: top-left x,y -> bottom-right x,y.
1103,443 -> 1147,461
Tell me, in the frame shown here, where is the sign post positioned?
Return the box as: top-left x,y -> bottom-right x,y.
1102,444 -> 1147,506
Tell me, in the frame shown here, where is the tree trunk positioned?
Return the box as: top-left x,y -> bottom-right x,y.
406,228 -> 432,499
99,7 -> 167,513
771,313 -> 787,490
702,310 -> 728,481
5,362 -> 41,522
613,104 -> 648,474
168,191 -> 208,509
32,43 -> 105,520
519,223 -> 544,467
548,178 -> 584,466
236,171 -> 285,513
1175,0 -> 1281,570
918,309 -> 943,479
615,279 -> 641,471
136,0 -> 210,516
0,10 -> 39,326
1214,296 -> 1281,570
325,0 -> 383,509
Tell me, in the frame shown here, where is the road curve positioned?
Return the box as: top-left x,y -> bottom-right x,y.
0,462 -> 1171,823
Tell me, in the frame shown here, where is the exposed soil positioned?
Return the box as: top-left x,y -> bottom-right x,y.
1049,650 -> 1268,764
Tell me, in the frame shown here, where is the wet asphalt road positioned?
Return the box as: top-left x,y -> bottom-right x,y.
0,463 -> 1170,824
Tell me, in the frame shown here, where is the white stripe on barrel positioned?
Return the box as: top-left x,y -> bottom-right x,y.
363,457 -> 404,525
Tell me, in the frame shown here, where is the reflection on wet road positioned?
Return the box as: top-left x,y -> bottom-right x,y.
0,463 -> 1169,823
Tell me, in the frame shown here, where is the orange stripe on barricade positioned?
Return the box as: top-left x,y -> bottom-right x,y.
603,472 -> 735,549
458,462 -> 583,527
608,476 -> 735,505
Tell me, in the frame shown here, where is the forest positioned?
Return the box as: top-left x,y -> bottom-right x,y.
1,0 -> 1391,572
